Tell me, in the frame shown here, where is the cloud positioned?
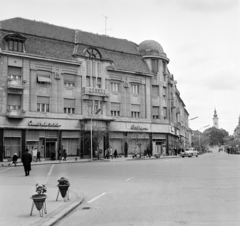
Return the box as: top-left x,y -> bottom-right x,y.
175,0 -> 238,12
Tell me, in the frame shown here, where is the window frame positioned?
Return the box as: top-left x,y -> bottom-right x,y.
131,84 -> 139,95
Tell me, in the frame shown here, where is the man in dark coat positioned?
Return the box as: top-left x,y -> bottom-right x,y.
22,149 -> 32,176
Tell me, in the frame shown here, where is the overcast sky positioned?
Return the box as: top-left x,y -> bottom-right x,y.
1,0 -> 239,134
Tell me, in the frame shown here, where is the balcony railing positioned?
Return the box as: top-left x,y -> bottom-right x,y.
8,79 -> 26,90
82,87 -> 109,97
6,109 -> 25,118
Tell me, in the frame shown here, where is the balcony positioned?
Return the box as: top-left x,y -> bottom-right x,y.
8,79 -> 26,90
6,109 -> 25,118
82,87 -> 109,97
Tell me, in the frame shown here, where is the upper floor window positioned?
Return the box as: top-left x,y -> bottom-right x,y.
132,84 -> 139,94
5,34 -> 26,52
152,85 -> 159,97
37,96 -> 49,112
111,83 -> 119,92
85,48 -> 101,59
64,74 -> 75,87
151,59 -> 159,74
8,67 -> 22,80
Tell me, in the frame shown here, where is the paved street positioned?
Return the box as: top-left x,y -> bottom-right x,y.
56,148 -> 240,226
0,147 -> 240,226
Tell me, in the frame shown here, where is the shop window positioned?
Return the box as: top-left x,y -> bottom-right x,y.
132,84 -> 139,94
5,34 -> 26,52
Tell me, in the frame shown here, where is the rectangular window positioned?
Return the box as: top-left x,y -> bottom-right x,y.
97,78 -> 101,88
86,76 -> 90,87
37,96 -> 50,112
111,102 -> 120,116
152,85 -> 159,96
64,99 -> 75,114
151,59 -> 159,74
163,107 -> 167,119
7,94 -> 21,110
132,84 -> 139,94
111,83 -> 119,92
37,72 -> 51,84
111,111 -> 120,116
152,106 -> 159,119
131,104 -> 140,118
163,87 -> 167,97
8,67 -> 22,80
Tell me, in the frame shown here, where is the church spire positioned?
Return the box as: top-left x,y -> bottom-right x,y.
213,108 -> 219,129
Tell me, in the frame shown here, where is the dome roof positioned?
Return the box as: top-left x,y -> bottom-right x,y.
139,40 -> 169,62
139,40 -> 164,53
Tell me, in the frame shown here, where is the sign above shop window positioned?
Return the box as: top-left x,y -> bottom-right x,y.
28,120 -> 61,127
130,125 -> 148,131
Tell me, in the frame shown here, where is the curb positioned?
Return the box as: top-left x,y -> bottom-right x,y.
31,197 -> 84,226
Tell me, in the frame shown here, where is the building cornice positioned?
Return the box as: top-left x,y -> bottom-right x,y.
107,66 -> 153,77
0,50 -> 82,66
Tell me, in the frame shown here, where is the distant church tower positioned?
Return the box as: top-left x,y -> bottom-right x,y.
213,108 -> 219,129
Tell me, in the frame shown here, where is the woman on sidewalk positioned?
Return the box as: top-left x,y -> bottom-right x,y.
63,149 -> 67,161
12,153 -> 18,166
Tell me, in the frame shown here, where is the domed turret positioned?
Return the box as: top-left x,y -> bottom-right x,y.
139,40 -> 169,62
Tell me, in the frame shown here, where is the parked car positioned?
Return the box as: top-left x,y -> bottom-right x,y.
181,148 -> 198,158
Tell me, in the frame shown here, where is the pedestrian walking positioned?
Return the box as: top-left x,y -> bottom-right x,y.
109,147 -> 113,159
32,147 -> 37,162
114,149 -> 118,158
63,149 -> 67,161
105,148 -> 109,159
22,149 -> 32,176
36,150 -> 41,162
12,153 -> 18,166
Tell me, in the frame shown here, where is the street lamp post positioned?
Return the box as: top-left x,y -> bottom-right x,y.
90,108 -> 101,161
198,125 -> 210,152
189,116 -> 198,147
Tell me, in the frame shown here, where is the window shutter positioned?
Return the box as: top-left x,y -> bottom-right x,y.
64,99 -> 75,108
111,102 -> 120,111
152,86 -> 159,96
64,74 -> 75,81
37,96 -> 50,104
8,94 -> 21,105
8,67 -> 21,76
131,104 -> 140,111
152,106 -> 159,115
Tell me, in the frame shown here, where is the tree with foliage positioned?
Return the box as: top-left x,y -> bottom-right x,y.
203,127 -> 229,146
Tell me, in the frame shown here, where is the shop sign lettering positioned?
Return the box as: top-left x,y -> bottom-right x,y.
28,121 -> 61,127
130,125 -> 148,131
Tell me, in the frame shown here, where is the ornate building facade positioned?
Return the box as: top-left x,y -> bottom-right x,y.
0,18 -> 190,161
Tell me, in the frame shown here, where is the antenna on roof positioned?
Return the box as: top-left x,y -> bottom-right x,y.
99,15 -> 112,35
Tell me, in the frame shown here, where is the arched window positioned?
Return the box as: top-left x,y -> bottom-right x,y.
85,48 -> 101,59
4,34 -> 26,52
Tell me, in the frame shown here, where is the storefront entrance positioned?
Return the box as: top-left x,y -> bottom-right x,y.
46,140 -> 57,159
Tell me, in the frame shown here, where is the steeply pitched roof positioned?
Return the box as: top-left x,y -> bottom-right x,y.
0,17 -> 75,42
75,30 -> 139,55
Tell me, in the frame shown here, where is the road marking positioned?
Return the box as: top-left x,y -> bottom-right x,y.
87,193 -> 106,203
0,168 -> 12,173
125,177 -> 134,182
45,164 -> 55,184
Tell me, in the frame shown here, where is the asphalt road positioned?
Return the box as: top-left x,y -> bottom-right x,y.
53,147 -> 240,226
